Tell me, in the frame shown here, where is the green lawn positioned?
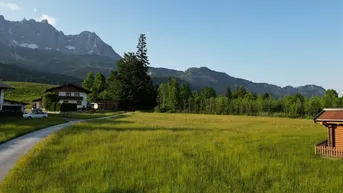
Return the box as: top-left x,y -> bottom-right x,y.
0,117 -> 66,144
4,81 -> 55,103
1,113 -> 341,193
60,111 -> 123,119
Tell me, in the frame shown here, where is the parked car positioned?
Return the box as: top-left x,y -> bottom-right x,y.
23,111 -> 48,119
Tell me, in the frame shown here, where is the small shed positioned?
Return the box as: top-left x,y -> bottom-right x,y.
314,108 -> 343,158
91,100 -> 119,111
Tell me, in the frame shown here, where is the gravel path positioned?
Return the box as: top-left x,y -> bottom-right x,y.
0,113 -> 127,183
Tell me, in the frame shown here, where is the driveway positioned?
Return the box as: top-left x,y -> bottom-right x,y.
0,113 -> 128,183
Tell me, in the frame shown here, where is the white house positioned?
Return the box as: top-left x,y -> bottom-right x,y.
0,81 -> 13,111
33,83 -> 91,109
0,81 -> 27,112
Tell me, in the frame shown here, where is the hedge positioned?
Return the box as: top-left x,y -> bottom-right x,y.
60,103 -> 77,112
46,102 -> 76,112
55,103 -> 61,111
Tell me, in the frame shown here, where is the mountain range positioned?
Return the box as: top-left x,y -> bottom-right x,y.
0,15 -> 326,98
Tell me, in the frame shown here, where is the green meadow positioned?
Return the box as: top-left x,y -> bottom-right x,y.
4,81 -> 55,103
0,117 -> 66,144
60,111 -> 123,119
1,113 -> 342,193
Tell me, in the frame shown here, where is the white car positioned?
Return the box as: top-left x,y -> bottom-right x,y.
23,111 -> 48,119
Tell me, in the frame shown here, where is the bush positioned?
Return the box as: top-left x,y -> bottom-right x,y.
55,103 -> 61,112
60,103 -> 77,112
49,102 -> 56,111
42,92 -> 59,109
47,102 -> 61,112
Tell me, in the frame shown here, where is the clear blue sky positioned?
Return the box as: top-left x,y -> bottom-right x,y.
1,0 -> 343,94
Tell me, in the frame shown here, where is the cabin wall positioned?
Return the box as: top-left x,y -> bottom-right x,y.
335,126 -> 343,148
329,127 -> 333,147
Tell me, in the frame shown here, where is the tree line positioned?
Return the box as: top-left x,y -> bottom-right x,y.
81,33 -> 341,118
155,78 -> 341,118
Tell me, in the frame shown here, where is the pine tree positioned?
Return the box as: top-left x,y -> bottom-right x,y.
136,34 -> 149,68
225,87 -> 232,99
113,51 -> 155,109
233,86 -> 247,99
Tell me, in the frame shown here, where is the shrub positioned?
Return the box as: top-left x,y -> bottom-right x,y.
55,103 -> 61,112
60,103 -> 77,112
42,92 -> 59,109
48,102 -> 56,111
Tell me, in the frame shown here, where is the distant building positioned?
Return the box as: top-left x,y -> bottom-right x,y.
314,108 -> 343,159
0,81 -> 27,112
33,83 -> 91,109
91,101 -> 119,111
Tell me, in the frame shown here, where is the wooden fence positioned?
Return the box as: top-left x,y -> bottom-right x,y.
315,140 -> 343,159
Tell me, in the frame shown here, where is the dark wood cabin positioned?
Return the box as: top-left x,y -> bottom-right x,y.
314,108 -> 343,158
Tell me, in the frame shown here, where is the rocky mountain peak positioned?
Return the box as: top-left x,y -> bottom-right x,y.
41,19 -> 49,24
0,15 -> 121,60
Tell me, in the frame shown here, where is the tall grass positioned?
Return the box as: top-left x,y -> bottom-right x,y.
0,117 -> 66,144
60,111 -> 122,119
1,113 -> 341,193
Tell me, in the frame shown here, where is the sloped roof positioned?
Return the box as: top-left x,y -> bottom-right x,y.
0,81 -> 14,89
4,99 -> 28,105
314,109 -> 343,123
32,97 -> 42,102
44,83 -> 91,94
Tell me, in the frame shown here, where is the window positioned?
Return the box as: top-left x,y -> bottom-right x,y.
77,101 -> 82,105
66,93 -> 71,96
63,100 -> 68,103
74,93 -> 80,97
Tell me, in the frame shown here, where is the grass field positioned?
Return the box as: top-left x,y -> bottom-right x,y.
60,111 -> 123,119
0,117 -> 66,144
4,81 -> 55,103
1,113 -> 341,193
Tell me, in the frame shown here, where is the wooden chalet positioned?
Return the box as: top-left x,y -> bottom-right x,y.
32,83 -> 91,110
314,108 -> 343,158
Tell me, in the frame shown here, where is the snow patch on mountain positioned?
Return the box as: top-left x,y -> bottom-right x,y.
19,43 -> 38,49
65,45 -> 75,50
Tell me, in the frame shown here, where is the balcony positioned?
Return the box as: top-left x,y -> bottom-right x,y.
315,140 -> 343,159
58,96 -> 83,100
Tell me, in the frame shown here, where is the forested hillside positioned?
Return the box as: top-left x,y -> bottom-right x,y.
0,63 -> 82,85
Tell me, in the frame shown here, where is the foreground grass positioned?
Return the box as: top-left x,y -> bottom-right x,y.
60,111 -> 122,119
4,81 -> 55,103
1,113 -> 341,193
0,117 -> 66,144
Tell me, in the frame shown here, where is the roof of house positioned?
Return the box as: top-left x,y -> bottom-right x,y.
314,109 -> 343,123
4,99 -> 28,105
0,81 -> 14,89
32,97 -> 42,102
92,100 -> 119,103
44,83 -> 91,94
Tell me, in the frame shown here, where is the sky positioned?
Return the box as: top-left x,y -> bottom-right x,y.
1,0 -> 343,94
